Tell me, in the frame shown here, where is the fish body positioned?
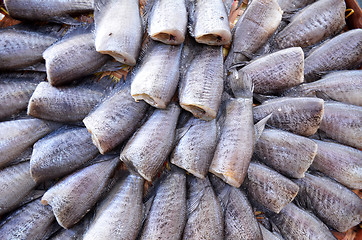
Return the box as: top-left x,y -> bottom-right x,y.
94,0 -> 142,66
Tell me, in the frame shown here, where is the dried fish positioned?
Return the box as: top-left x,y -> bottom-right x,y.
294,173 -> 362,232
120,103 -> 180,181
246,163 -> 299,213
319,102 -> 362,149
131,42 -> 182,109
94,0 -> 142,66
311,140 -> 362,189
30,127 -> 99,182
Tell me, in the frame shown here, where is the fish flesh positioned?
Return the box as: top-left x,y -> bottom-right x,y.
83,174 -> 144,240
282,70 -> 362,106
254,129 -> 318,178
131,42 -> 182,109
0,118 -> 59,168
30,127 -> 99,182
83,84 -> 149,154
319,102 -> 362,149
43,26 -> 110,86
275,0 -> 346,49
0,72 -> 45,120
148,0 -> 187,45
246,163 -> 299,213
311,140 -> 362,189
179,44 -> 223,120
120,103 -> 180,181
41,156 -> 119,229
189,0 -> 231,46
304,29 -> 362,82
94,0 -> 143,66
294,173 -> 362,232
171,117 -> 217,179
253,97 -> 324,136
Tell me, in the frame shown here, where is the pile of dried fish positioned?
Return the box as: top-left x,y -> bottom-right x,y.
0,0 -> 361,239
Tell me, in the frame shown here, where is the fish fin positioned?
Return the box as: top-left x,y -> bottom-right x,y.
229,61 -> 249,69
187,0 -> 196,37
10,23 -> 64,38
315,91 -> 337,102
253,93 -> 278,104
49,15 -> 83,25
61,23 -> 94,39
18,190 -> 46,207
175,124 -> 193,143
18,62 -> 46,72
96,60 -> 124,73
230,70 -> 253,98
218,184 -> 232,213
94,0 -> 109,23
254,113 -> 272,142
141,0 -> 156,31
187,186 -> 206,216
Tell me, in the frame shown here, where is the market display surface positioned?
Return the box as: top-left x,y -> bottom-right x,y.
0,0 -> 361,239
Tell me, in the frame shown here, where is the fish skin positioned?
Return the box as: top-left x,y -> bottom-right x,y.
41,156 -> 119,229
0,72 -> 45,120
28,81 -> 105,123
140,168 -> 187,240
254,129 -> 318,178
319,102 -> 362,149
179,45 -> 223,120
209,97 -> 255,188
171,117 -> 217,179
83,174 -> 144,240
227,0 -> 282,65
131,42 -> 182,109
270,203 -> 337,240
253,97 -> 324,136
4,0 -> 93,23
120,103 -> 180,181
148,0 -> 187,45
0,161 -> 37,215
182,176 -> 223,240
210,175 -> 263,240
83,84 -> 149,154
30,127 -> 99,183
43,31 -> 110,86
294,173 -> 362,232
282,70 -> 362,106
0,28 -> 57,70
236,47 -> 304,95
304,29 -> 362,82
94,0 -> 142,66
0,199 -> 55,240
277,0 -> 316,12
190,0 -> 231,46
275,0 -> 346,49
311,140 -> 362,189
246,163 -> 299,213
0,118 -> 60,168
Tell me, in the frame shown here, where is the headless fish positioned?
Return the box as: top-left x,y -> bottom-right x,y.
189,0 -> 231,45
148,0 -> 187,45
120,103 -> 180,181
171,117 -> 217,179
0,118 -> 60,168
275,0 -> 346,49
282,70 -> 362,106
140,167 -> 187,240
43,26 -> 110,86
0,72 -> 45,120
94,0 -> 142,66
270,203 -> 337,240
304,29 -> 362,82
294,173 -> 362,232
0,161 -> 37,215
319,102 -> 362,149
83,174 -> 144,240
131,42 -> 182,109
246,163 -> 299,213
210,175 -> 263,240
0,199 -> 56,240
83,84 -> 149,154
253,97 -> 324,136
28,80 -> 106,123
179,44 -> 223,120
254,129 -> 318,178
41,156 -> 119,229
182,176 -> 223,240
30,127 -> 99,182
311,140 -> 362,189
